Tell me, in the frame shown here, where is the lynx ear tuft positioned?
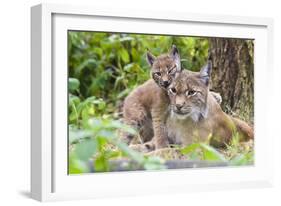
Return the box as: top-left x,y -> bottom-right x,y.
170,45 -> 179,56
146,50 -> 156,66
170,45 -> 181,71
200,61 -> 212,85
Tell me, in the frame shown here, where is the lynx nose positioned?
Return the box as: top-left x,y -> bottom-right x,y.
163,81 -> 169,87
176,104 -> 183,110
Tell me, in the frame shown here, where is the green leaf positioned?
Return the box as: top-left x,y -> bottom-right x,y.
93,47 -> 103,58
131,48 -> 139,61
123,63 -> 134,72
180,143 -> 200,155
69,94 -> 80,106
114,75 -> 125,89
97,100 -> 106,110
76,59 -> 97,75
230,152 -> 254,166
86,118 -> 104,131
108,120 -> 137,135
200,143 -> 226,162
119,48 -> 130,63
68,153 -> 89,174
94,155 -> 109,172
69,128 -> 92,144
75,139 -> 97,161
97,130 -> 115,140
114,140 -> 144,163
68,78 -> 80,92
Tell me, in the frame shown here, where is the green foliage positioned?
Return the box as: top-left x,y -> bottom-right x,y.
69,94 -> 107,125
180,132 -> 254,165
69,117 -> 166,173
180,143 -> 227,162
68,32 -> 209,105
226,132 -> 254,166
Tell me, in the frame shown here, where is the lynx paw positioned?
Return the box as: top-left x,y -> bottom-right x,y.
129,142 -> 155,153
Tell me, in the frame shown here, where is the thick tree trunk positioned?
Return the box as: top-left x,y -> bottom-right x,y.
209,38 -> 254,123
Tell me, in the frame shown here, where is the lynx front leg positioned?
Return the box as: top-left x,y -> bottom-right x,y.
120,118 -> 145,145
119,121 -> 139,145
151,107 -> 169,149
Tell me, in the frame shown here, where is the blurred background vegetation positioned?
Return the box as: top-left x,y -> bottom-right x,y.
68,32 -> 209,117
68,31 -> 253,174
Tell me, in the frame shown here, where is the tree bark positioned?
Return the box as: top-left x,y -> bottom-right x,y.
209,38 -> 254,123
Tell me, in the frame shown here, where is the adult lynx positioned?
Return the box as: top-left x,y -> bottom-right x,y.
166,62 -> 253,147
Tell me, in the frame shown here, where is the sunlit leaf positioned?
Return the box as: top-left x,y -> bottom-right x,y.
180,143 -> 200,155
119,48 -> 130,63
94,155 -> 109,172
93,47 -> 103,58
68,153 -> 89,174
200,143 -> 226,162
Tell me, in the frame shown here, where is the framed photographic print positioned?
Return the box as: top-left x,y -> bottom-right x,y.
31,3 -> 274,201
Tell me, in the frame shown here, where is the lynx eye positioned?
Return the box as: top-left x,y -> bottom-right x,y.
168,66 -> 176,74
169,87 -> 177,94
154,72 -> 161,77
186,90 -> 197,96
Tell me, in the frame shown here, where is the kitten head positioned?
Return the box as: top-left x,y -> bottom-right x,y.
146,45 -> 182,89
167,61 -> 212,122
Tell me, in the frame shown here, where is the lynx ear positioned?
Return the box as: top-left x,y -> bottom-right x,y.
170,45 -> 181,71
146,51 -> 156,66
200,61 -> 212,86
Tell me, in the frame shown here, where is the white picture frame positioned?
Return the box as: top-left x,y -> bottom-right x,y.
31,3 -> 274,202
